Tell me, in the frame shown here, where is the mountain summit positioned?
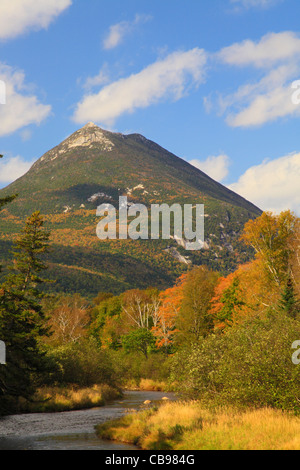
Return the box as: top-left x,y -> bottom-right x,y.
20,122 -> 260,213
0,124 -> 261,297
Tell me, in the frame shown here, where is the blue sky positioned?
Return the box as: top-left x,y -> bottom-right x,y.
0,0 -> 300,214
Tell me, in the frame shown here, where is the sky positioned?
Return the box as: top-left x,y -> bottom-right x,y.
0,0 -> 300,214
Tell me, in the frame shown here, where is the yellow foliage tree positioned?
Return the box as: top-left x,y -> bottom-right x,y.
241,210 -> 298,288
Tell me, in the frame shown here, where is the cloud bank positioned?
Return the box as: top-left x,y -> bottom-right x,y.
73,48 -> 207,126
0,155 -> 34,184
0,64 -> 51,136
215,32 -> 300,128
0,0 -> 72,41
228,152 -> 300,214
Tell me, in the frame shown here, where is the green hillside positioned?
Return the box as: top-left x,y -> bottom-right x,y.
0,123 -> 262,297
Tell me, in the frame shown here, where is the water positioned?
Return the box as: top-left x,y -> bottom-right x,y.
0,390 -> 176,450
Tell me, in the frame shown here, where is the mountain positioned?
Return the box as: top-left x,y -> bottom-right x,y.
0,123 -> 262,297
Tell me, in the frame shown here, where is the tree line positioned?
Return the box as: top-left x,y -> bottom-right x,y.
1,148 -> 300,413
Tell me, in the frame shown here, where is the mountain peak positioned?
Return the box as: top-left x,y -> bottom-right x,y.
32,123 -> 116,168
66,123 -> 115,151
0,125 -> 262,296
83,121 -> 98,129
62,122 -> 116,152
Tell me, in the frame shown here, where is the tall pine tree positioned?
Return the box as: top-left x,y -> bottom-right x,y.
0,211 -> 51,414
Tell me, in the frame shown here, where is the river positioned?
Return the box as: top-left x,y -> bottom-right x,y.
0,390 -> 176,450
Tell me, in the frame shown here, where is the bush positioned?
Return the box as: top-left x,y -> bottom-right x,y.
46,338 -> 120,388
108,350 -> 172,388
171,313 -> 300,412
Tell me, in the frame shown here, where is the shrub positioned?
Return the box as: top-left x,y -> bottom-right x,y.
46,337 -> 119,388
171,312 -> 300,412
108,350 -> 172,388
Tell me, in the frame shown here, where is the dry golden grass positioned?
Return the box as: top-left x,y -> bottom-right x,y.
125,378 -> 168,392
96,401 -> 300,450
21,384 -> 121,413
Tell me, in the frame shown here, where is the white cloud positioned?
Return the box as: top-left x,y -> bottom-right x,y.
0,155 -> 34,184
218,31 -> 300,68
228,152 -> 300,214
226,83 -> 300,127
189,154 -> 231,182
222,64 -> 300,127
230,0 -> 282,10
214,32 -> 300,127
0,0 -> 72,41
0,64 -> 51,136
73,48 -> 207,126
103,14 -> 152,50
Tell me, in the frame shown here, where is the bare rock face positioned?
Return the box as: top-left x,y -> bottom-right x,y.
66,122 -> 115,151
32,122 -> 115,168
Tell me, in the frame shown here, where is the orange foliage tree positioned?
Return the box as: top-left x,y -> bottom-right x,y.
152,273 -> 187,351
176,266 -> 219,343
210,259 -> 281,330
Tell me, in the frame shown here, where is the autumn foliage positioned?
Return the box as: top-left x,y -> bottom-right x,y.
152,273 -> 187,350
41,209 -> 300,393
88,211 -> 300,353
210,210 -> 300,330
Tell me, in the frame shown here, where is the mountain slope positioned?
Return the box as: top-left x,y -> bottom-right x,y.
0,123 -> 262,297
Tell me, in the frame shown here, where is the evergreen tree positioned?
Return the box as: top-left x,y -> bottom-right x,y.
0,211 -> 51,414
218,277 -> 246,326
279,277 -> 299,319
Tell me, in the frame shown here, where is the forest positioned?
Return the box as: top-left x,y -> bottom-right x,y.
0,198 -> 299,409
1,182 -> 300,447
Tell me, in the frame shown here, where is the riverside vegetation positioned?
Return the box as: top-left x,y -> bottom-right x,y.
96,402 -> 300,450
95,210 -> 300,450
1,152 -> 300,448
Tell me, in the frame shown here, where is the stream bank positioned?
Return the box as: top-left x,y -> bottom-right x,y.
0,390 -> 176,450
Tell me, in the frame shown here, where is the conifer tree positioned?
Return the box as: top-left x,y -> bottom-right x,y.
279,277 -> 299,319
0,211 -> 51,413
